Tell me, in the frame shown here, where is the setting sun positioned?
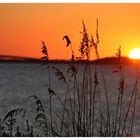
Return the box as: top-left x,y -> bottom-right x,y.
129,48 -> 140,59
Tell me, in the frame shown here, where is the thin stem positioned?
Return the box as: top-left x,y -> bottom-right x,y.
121,72 -> 140,136
97,53 -> 111,134
48,64 -> 53,136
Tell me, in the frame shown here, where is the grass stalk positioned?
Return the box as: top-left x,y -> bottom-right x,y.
121,72 -> 140,136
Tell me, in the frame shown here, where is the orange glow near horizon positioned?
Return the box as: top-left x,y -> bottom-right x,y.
1,3 -> 140,60
129,48 -> 140,59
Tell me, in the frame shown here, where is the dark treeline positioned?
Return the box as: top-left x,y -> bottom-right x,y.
0,56 -> 138,64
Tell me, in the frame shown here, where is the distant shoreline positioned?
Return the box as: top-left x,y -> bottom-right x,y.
0,56 -> 138,65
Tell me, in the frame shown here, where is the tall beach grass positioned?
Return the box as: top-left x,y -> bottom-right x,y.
0,19 -> 139,137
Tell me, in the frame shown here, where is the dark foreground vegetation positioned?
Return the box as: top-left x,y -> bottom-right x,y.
0,19 -> 139,137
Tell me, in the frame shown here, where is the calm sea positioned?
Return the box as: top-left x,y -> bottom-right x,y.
0,63 -> 140,135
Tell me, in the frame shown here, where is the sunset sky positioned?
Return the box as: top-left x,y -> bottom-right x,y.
1,3 -> 140,60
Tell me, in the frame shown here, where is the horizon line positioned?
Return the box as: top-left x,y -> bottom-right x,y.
0,54 -> 130,60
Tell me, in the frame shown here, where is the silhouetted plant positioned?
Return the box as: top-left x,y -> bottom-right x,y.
41,41 -> 49,65
29,95 -> 49,136
2,108 -> 25,136
37,19 -> 139,137
0,19 -> 139,137
52,66 -> 67,84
